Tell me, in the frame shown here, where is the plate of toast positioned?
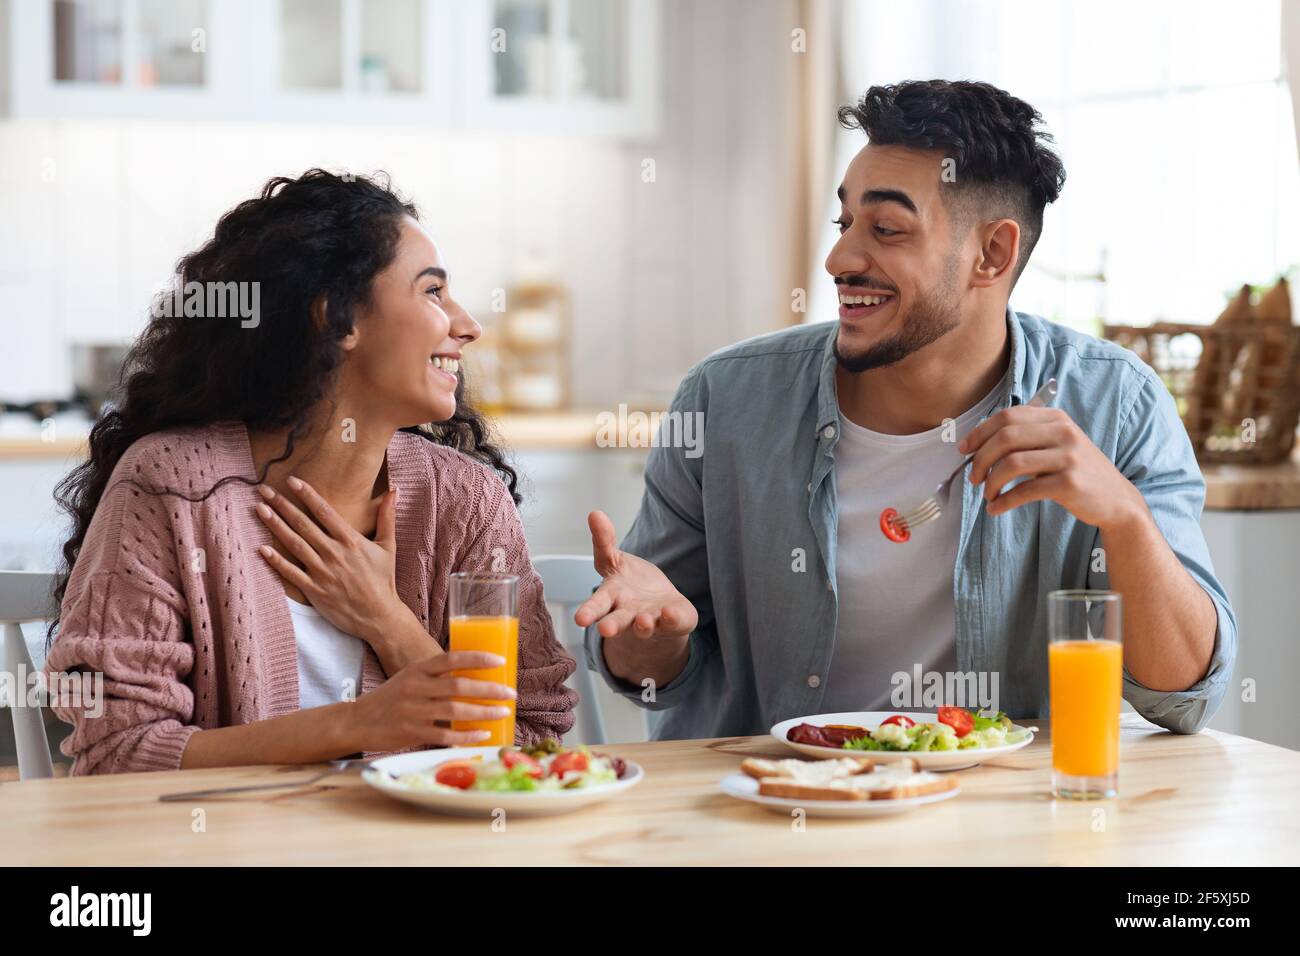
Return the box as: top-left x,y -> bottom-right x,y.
720,755 -> 960,817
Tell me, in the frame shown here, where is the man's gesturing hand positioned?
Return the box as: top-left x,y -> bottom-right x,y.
573,510 -> 698,641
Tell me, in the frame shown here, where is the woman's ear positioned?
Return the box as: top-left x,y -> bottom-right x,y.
971,219 -> 1021,288
314,294 -> 360,352
339,325 -> 360,352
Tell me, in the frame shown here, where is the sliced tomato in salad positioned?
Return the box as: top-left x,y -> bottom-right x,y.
879,714 -> 915,729
501,750 -> 544,779
434,761 -> 478,789
937,706 -> 974,738
549,751 -> 590,777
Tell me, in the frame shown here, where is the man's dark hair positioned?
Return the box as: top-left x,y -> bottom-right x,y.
838,79 -> 1066,283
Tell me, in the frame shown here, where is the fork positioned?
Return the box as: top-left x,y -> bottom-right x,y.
882,378 -> 1059,541
157,757 -> 372,803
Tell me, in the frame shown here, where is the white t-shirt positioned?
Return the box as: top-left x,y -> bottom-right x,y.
823,372 -> 1007,713
286,596 -> 366,709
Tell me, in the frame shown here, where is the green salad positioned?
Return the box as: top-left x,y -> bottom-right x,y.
393,741 -> 626,793
841,709 -> 1029,753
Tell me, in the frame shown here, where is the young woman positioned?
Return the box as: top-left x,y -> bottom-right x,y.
45,170 -> 578,774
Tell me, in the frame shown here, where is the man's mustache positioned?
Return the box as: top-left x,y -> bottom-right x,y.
835,275 -> 899,294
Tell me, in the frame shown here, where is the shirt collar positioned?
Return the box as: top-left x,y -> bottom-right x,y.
816,304 -> 1028,431
815,327 -> 841,431
1005,303 -> 1028,406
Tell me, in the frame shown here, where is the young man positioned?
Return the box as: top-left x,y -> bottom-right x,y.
576,80 -> 1236,738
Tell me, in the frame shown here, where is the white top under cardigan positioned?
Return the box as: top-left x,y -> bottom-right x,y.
285,596 -> 366,708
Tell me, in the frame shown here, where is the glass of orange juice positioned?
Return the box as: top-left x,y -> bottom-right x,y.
448,572 -> 520,747
1048,589 -> 1123,799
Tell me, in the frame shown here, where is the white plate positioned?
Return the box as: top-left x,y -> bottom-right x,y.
771,711 -> 1035,771
362,746 -> 644,818
719,771 -> 960,818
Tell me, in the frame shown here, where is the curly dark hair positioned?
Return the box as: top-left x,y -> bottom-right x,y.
49,169 -> 519,637
838,79 -> 1066,280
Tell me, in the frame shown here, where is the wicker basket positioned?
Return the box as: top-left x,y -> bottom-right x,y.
1102,320 -> 1300,464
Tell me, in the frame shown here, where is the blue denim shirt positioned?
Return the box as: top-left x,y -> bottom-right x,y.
586,308 -> 1237,738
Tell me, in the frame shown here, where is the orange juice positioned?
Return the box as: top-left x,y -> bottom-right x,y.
449,615 -> 520,746
1049,639 -> 1122,778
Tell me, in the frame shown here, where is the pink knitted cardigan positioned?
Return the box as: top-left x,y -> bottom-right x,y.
45,421 -> 578,775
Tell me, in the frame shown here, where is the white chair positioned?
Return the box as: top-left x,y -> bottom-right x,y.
534,555 -> 610,745
0,570 -> 58,780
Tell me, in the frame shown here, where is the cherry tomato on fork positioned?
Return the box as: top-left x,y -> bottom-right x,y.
937,707 -> 974,738
880,715 -> 916,729
879,508 -> 910,543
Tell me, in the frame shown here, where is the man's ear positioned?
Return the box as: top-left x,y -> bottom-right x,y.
971,219 -> 1021,288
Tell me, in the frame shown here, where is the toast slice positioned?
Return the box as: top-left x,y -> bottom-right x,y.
756,759 -> 955,802
740,756 -> 874,781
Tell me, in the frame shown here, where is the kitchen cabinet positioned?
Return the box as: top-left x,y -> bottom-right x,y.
9,0 -> 233,120
0,453 -> 72,573
460,0 -> 661,138
1201,509 -> 1300,751
3,0 -> 661,136
512,446 -> 645,555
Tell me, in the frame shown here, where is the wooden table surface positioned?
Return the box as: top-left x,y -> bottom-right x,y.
3,714 -> 1297,866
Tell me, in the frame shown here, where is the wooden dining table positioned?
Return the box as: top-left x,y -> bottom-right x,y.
2,713 -> 1297,866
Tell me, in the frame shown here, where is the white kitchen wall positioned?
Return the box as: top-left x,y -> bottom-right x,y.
0,0 -> 802,411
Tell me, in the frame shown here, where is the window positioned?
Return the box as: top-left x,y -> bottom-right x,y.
815,0 -> 1298,334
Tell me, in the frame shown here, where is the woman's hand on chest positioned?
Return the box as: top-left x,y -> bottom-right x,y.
254,476 -> 416,648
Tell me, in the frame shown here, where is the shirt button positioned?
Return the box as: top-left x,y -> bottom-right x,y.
807,675 -> 821,688
807,482 -> 812,492
826,580 -> 833,591
822,425 -> 836,439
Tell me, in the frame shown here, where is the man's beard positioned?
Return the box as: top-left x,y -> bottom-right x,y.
833,281 -> 961,373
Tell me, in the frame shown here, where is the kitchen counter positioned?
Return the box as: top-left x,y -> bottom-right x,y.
1200,444 -> 1300,510
4,419 -> 1298,511
0,411 -> 661,459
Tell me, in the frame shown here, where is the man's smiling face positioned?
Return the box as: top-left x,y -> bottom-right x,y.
826,143 -> 969,372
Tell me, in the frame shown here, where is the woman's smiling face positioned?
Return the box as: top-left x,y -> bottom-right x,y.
341,217 -> 481,426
